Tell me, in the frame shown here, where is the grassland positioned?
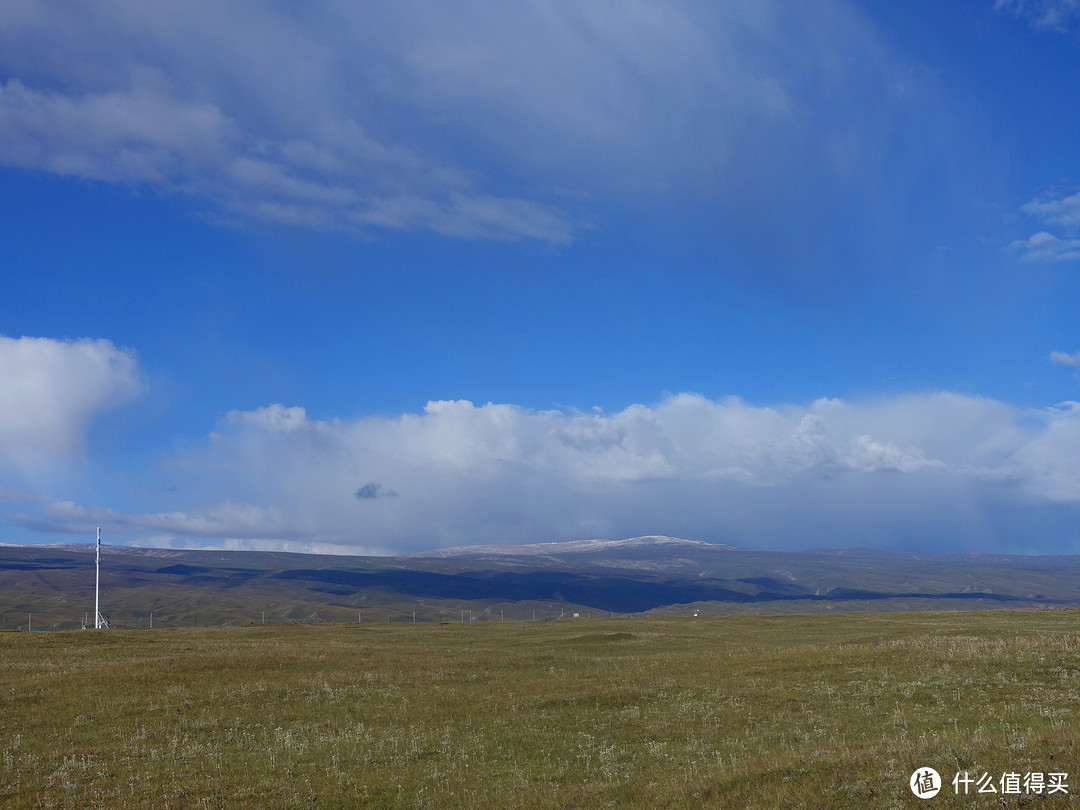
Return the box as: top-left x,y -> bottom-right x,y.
2,611 -> 1079,808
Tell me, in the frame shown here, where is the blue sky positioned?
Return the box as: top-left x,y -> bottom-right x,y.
3,0 -> 1080,554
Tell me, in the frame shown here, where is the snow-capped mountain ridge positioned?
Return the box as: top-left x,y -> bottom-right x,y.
410,535 -> 741,559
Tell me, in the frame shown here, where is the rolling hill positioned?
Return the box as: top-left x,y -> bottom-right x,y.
3,536 -> 1080,630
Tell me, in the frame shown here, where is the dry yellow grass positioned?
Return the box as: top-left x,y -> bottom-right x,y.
2,611 -> 1079,808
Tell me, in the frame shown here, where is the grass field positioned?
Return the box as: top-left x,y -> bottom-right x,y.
2,611 -> 1079,808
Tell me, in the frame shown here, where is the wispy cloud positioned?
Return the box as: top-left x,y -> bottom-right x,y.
0,486 -> 44,504
1051,350 -> 1080,366
995,0 -> 1080,33
0,77 -> 575,243
0,0 -> 928,248
25,499 -> 294,540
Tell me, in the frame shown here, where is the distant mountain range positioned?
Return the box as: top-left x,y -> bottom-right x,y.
3,536 -> 1080,630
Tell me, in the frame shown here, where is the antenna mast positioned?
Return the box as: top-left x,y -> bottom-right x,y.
94,527 -> 108,629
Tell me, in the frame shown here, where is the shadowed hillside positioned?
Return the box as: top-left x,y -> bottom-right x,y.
4,536 -> 1080,630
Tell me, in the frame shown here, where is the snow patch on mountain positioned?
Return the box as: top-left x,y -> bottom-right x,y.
409,535 -> 741,559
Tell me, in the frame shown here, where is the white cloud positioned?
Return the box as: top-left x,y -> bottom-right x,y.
0,0 -> 923,246
36,499 -> 293,539
1051,350 -> 1080,366
1009,230 -> 1080,263
1021,191 -> 1080,229
0,77 -> 234,184
1011,191 -> 1080,262
28,391 -> 1080,554
0,336 -> 142,477
225,404 -> 309,433
0,76 -> 575,243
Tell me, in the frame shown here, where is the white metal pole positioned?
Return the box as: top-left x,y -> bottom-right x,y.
95,527 -> 101,629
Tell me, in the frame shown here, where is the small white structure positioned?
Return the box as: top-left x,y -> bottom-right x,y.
94,527 -> 109,629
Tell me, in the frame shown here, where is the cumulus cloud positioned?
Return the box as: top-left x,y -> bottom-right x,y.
1011,190 -> 1080,261
0,0 -> 925,247
26,391 -> 1080,554
1022,191 -> 1080,229
1009,231 -> 1080,262
0,336 -> 142,477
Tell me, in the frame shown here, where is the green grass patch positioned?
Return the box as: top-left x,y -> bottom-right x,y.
2,611 -> 1079,807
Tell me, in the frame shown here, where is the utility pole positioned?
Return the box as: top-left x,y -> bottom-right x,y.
94,527 -> 102,628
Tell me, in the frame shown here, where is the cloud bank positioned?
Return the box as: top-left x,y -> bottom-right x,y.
18,391 -> 1080,555
0,336 -> 142,477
